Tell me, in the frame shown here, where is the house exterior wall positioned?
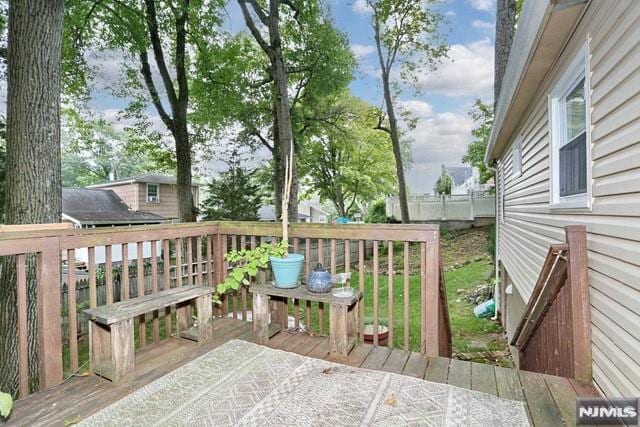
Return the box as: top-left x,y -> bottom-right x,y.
95,182 -> 200,221
496,0 -> 640,398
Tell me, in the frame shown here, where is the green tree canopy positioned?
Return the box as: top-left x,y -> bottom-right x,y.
201,151 -> 262,221
462,99 -> 495,185
434,165 -> 452,195
61,110 -> 172,187
301,93 -> 396,217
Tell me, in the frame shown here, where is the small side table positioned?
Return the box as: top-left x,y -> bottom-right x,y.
250,284 -> 363,357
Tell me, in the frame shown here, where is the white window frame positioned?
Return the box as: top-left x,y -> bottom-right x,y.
146,183 -> 160,203
512,138 -> 522,178
548,42 -> 591,210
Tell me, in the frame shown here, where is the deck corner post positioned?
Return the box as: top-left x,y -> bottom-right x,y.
423,230 -> 441,357
565,225 -> 592,383
37,237 -> 63,389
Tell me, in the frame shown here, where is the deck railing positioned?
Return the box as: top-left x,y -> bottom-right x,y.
0,221 -> 450,398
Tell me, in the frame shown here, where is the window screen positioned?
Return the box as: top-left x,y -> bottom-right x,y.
559,79 -> 587,197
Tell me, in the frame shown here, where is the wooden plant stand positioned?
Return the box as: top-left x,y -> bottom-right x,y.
250,284 -> 363,357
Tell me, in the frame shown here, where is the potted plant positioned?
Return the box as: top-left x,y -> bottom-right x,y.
216,146 -> 304,297
363,318 -> 389,346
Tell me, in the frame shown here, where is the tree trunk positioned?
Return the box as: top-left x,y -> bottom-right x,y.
0,0 -> 64,396
381,73 -> 410,223
173,113 -> 196,223
269,0 -> 298,224
494,0 -> 517,108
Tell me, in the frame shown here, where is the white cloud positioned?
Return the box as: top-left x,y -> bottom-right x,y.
351,44 -> 377,59
416,38 -> 494,97
396,100 -> 476,193
352,0 -> 372,14
444,10 -> 456,17
467,0 -> 495,11
472,20 -> 495,31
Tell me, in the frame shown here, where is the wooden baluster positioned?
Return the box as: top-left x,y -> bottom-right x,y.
358,240 -> 365,342
318,238 -> 324,335
403,241 -> 410,350
122,244 -> 129,300
293,237 -> 300,329
373,241 -> 379,346
424,235 -> 439,357
206,235 -> 213,287
67,250 -> 78,375
186,237 -> 193,286
105,245 -> 113,304
196,236 -> 203,286
17,254 -> 29,397
344,239 -> 350,273
305,238 -> 311,332
151,241 -> 160,343
163,239 -> 172,336
176,238 -> 183,287
137,242 -> 146,347
221,235 -> 228,316
231,236 -> 238,319
88,247 -> 97,308
330,239 -> 336,275
241,235 -> 247,320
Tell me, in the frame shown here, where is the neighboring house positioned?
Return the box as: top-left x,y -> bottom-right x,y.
62,188 -> 164,263
258,201 -> 328,223
87,173 -> 203,221
444,166 -> 492,195
486,0 -> 640,399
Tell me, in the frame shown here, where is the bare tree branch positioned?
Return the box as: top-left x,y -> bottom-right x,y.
139,50 -> 174,133
143,0 -> 178,107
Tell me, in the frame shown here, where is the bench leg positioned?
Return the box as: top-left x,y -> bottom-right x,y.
111,319 -> 135,383
330,303 -> 357,357
195,294 -> 213,342
176,301 -> 193,334
89,319 -> 134,384
253,293 -> 270,345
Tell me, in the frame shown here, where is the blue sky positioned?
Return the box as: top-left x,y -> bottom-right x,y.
51,0 -> 496,195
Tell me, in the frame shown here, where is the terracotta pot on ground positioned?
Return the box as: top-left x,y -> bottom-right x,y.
363,324 -> 389,346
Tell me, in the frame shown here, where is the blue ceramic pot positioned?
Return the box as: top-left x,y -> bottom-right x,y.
306,263 -> 332,293
270,253 -> 304,288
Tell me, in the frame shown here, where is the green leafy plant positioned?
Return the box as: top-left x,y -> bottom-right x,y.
216,241 -> 287,298
0,391 -> 13,418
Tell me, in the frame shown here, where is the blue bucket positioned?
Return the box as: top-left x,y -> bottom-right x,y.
270,253 -> 305,288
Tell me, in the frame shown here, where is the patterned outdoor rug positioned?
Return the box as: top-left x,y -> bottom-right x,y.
80,339 -> 530,426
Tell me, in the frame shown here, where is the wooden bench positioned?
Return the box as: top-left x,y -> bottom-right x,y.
250,284 -> 363,357
84,285 -> 215,383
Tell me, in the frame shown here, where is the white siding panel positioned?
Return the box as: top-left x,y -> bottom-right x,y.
496,0 -> 640,398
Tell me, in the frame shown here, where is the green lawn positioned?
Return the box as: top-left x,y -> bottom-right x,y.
301,259 -> 506,356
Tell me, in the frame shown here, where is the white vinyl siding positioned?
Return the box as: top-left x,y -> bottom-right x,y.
496,0 -> 640,400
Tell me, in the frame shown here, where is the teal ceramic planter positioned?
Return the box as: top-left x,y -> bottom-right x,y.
270,253 -> 304,288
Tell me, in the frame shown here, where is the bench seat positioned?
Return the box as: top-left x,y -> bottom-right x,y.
84,285 -> 215,383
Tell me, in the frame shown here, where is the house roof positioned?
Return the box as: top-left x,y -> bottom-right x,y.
485,0 -> 588,163
62,188 -> 165,225
87,173 -> 205,189
257,205 -> 311,222
446,166 -> 473,187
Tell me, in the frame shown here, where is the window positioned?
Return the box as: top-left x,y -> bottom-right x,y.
146,183 -> 160,203
549,43 -> 591,209
512,139 -> 522,177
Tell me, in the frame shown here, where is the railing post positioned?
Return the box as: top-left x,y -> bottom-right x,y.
422,229 -> 441,356
565,225 -> 591,383
37,237 -> 63,389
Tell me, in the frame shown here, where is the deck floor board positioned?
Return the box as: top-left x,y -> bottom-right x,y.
10,320 -> 596,427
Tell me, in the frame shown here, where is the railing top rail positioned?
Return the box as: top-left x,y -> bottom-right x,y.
216,221 -> 439,242
0,221 -> 441,256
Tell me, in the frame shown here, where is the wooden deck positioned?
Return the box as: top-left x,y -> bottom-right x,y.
10,317 -> 598,427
